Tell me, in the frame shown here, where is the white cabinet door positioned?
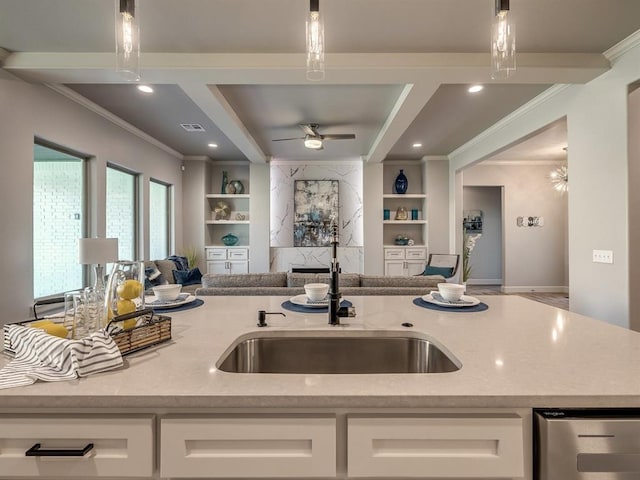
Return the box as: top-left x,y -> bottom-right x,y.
347,415 -> 525,478
406,260 -> 426,276
384,260 -> 405,276
0,416 -> 154,478
228,260 -> 249,274
160,416 -> 336,478
207,261 -> 228,274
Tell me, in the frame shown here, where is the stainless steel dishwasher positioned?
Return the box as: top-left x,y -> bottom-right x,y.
535,409 -> 640,479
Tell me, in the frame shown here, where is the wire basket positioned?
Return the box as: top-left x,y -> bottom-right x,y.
3,309 -> 172,358
106,308 -> 172,356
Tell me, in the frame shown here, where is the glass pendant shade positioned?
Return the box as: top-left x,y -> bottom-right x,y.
491,7 -> 516,79
550,165 -> 569,193
306,1 -> 325,81
115,0 -> 140,81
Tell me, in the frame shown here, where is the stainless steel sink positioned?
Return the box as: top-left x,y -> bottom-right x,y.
217,331 -> 461,374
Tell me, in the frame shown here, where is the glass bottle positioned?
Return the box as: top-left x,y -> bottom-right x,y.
221,171 -> 228,194
104,261 -> 145,327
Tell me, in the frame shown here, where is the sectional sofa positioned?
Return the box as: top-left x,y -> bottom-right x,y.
194,272 -> 445,296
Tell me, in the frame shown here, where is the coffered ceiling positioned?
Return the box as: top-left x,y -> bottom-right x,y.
1,0 -> 639,163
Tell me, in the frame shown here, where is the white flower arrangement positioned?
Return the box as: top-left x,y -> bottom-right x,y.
462,233 -> 482,282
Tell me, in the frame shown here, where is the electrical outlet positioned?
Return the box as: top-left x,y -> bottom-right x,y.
593,249 -> 614,264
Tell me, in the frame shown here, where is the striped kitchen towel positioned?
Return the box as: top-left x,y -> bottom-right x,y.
0,325 -> 123,390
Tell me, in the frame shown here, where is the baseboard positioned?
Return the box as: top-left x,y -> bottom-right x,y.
467,278 -> 502,285
502,286 -> 569,294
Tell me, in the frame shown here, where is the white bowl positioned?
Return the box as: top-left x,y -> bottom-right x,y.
304,283 -> 330,302
437,283 -> 465,302
152,284 -> 182,302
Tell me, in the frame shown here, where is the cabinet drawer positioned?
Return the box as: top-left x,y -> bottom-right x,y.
227,248 -> 249,260
206,248 -> 227,260
347,415 -> 524,478
384,248 -> 405,260
160,416 -> 336,478
0,415 -> 154,478
405,248 -> 427,260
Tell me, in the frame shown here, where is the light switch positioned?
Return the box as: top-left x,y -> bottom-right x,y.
593,250 -> 614,264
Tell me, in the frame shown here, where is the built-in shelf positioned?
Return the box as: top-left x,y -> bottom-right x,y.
206,220 -> 250,225
383,220 -> 427,225
383,244 -> 426,248
382,194 -> 427,199
206,194 -> 250,199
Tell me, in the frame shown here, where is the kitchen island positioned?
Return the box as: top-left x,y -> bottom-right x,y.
1,295 -> 640,479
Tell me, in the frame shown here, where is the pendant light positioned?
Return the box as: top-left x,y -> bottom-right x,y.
115,0 -> 140,81
491,0 -> 516,80
306,0 -> 325,81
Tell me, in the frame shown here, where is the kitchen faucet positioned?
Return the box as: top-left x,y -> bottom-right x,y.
328,223 -> 342,325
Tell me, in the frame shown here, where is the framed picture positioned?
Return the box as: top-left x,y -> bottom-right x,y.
293,180 -> 339,247
463,209 -> 483,234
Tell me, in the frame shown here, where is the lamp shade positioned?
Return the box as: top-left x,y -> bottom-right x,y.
79,238 -> 119,264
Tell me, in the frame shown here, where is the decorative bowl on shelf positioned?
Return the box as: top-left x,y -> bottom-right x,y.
394,235 -> 409,246
221,233 -> 239,246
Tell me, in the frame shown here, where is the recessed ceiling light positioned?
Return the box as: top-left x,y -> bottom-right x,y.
412,143 -> 423,148
208,143 -> 218,148
468,85 -> 484,93
137,85 -> 154,93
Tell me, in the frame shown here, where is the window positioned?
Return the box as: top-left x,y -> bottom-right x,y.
33,143 -> 86,298
106,166 -> 137,261
149,180 -> 171,260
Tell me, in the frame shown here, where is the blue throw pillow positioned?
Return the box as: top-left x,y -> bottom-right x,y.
173,267 -> 202,286
144,266 -> 167,290
423,266 -> 454,277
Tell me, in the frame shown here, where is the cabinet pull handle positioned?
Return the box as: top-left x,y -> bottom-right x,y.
25,442 -> 94,457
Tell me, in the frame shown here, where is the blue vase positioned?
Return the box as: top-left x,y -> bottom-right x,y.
394,169 -> 408,194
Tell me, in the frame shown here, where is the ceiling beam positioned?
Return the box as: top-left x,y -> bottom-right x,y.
366,82 -> 439,163
2,52 -> 610,86
179,82 -> 267,164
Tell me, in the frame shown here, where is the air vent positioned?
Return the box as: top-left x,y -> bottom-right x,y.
180,123 -> 205,132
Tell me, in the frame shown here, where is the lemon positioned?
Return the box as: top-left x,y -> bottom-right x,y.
38,323 -> 69,339
116,279 -> 143,300
30,320 -> 54,328
123,319 -> 137,330
116,299 -> 136,315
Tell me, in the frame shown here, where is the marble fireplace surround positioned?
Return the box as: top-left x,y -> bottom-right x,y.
269,160 -> 364,273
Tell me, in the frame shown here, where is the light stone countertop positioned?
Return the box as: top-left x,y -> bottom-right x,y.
2,295 -> 640,410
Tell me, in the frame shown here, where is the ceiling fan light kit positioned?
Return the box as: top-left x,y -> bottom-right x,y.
304,135 -> 324,149
273,124 -> 356,150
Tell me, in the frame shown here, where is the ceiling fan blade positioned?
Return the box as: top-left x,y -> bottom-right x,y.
299,124 -> 319,136
272,137 -> 304,142
321,134 -> 356,140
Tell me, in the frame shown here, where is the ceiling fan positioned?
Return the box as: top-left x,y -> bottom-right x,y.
272,124 -> 356,150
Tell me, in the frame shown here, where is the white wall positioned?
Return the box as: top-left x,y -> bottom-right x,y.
463,164 -> 567,291
0,77 -> 183,323
449,38 -> 640,327
425,159 -> 450,255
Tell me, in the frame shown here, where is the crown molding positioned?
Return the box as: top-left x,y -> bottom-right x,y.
604,29 -> 640,62
449,84 -> 571,161
45,84 -> 183,160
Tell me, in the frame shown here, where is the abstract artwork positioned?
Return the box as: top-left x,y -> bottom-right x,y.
293,180 -> 339,247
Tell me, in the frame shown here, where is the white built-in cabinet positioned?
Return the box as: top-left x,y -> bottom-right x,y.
383,163 -> 428,275
205,164 -> 250,264
206,246 -> 249,274
0,410 -> 528,479
384,247 -> 427,276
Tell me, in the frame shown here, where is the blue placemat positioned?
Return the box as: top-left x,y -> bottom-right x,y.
412,297 -> 488,312
281,299 -> 352,313
151,298 -> 204,313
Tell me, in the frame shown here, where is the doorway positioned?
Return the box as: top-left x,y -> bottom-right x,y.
462,186 -> 503,287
